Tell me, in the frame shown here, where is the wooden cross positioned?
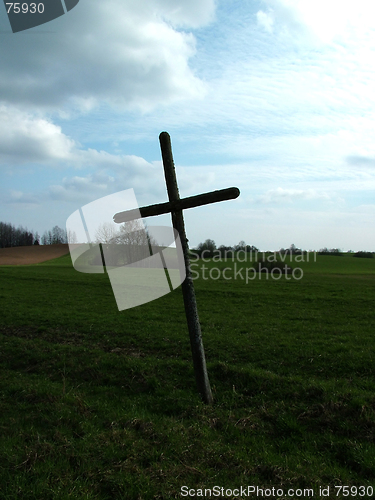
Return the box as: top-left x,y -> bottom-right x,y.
113,132 -> 240,404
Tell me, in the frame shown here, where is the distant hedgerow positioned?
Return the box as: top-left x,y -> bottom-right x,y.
318,248 -> 343,256
354,251 -> 374,258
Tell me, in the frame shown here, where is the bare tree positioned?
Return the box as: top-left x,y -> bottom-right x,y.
67,229 -> 78,244
52,225 -> 67,244
40,226 -> 67,245
94,220 -> 157,266
41,230 -> 52,245
114,220 -> 151,265
95,222 -> 119,245
33,232 -> 40,245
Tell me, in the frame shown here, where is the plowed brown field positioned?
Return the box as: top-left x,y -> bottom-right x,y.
0,244 -> 70,265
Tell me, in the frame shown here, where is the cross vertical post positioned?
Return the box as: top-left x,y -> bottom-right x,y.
159,132 -> 213,405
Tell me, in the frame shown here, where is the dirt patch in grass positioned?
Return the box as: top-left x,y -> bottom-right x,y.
0,244 -> 69,265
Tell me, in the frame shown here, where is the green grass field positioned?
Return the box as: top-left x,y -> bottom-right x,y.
0,252 -> 375,499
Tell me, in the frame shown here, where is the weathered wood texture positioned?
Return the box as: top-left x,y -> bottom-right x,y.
159,131 -> 213,405
113,187 -> 240,223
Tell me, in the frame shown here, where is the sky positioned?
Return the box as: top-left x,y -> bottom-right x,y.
1,0 -> 375,251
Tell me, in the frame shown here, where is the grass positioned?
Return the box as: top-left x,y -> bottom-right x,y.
0,252 -> 375,498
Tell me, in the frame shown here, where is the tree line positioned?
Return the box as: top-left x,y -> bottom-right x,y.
192,239 -> 258,258
0,222 -> 68,248
1,223 -> 373,259
193,240 -> 374,258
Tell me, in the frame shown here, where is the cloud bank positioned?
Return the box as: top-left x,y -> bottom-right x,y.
0,0 -> 214,112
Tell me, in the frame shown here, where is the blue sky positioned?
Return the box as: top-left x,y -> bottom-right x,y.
1,0 -> 375,251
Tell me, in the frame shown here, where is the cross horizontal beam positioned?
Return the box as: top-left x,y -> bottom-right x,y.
113,186 -> 240,224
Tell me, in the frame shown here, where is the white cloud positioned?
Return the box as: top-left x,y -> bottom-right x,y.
256,10 -> 274,33
48,174 -> 117,202
256,187 -> 331,204
0,104 -> 157,176
7,190 -> 40,205
0,0 -> 212,113
258,0 -> 375,43
0,106 -> 159,171
347,155 -> 375,168
0,105 -> 75,165
151,0 -> 216,28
